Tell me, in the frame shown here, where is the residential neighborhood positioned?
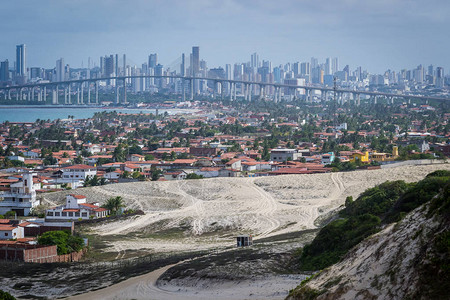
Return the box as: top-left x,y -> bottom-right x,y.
0,99 -> 448,215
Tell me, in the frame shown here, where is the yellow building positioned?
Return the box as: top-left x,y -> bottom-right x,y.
350,151 -> 369,163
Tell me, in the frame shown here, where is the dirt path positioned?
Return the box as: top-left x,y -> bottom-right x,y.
65,262 -> 185,300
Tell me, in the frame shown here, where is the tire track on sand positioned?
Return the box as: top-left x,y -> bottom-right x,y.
247,178 -> 281,238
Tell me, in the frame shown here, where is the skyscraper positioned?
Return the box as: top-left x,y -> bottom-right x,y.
0,60 -> 9,82
16,44 -> 27,83
436,67 -> 445,88
332,57 -> 339,74
181,53 -> 185,76
56,58 -> 65,82
251,53 -> 259,69
149,54 -> 157,69
192,47 -> 200,76
325,57 -> 331,75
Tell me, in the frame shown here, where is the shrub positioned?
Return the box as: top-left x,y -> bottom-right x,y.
37,230 -> 84,255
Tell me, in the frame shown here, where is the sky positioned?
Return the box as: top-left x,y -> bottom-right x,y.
1,0 -> 449,74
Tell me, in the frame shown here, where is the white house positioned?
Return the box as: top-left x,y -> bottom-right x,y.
60,164 -> 97,188
46,194 -> 109,221
163,170 -> 188,180
0,172 -> 40,216
0,220 -> 24,240
270,149 -> 302,162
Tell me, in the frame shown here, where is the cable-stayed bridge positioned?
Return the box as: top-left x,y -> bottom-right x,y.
0,75 -> 448,106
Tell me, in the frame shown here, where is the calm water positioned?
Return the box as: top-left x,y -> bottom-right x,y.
0,106 -> 191,123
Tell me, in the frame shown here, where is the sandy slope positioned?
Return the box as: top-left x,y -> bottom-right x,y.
41,164 -> 449,255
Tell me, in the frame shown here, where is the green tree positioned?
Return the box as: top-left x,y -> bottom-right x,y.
0,290 -> 16,300
38,230 -> 84,255
101,196 -> 125,215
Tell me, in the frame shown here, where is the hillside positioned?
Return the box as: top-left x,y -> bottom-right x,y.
288,171 -> 450,300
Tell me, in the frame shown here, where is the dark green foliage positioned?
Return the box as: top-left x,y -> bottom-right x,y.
37,230 -> 84,255
298,214 -> 381,271
426,170 -> 450,178
296,171 -> 449,272
101,196 -> 125,215
341,180 -> 410,219
385,176 -> 449,223
0,290 -> 16,300
186,173 -> 203,180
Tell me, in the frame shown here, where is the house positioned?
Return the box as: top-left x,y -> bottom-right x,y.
129,154 -> 145,162
60,164 -> 97,188
0,172 -> 39,216
46,194 -> 109,221
350,151 -> 370,163
321,152 -> 335,165
0,219 -> 24,240
163,170 -> 188,180
270,148 -> 301,162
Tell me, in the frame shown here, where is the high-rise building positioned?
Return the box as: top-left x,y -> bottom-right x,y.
300,62 -> 311,76
310,57 -> 318,69
181,53 -> 185,76
0,60 -> 9,82
149,54 -> 157,69
30,67 -> 43,80
16,44 -> 27,83
56,58 -> 65,82
192,47 -> 200,77
332,57 -> 339,74
293,62 -> 300,77
251,53 -> 259,69
325,57 -> 331,75
436,67 -> 445,88
428,64 -> 434,76
104,55 -> 115,77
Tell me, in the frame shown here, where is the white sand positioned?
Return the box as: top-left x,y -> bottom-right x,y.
56,164 -> 450,300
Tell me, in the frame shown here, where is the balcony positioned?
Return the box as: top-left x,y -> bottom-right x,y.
0,201 -> 33,208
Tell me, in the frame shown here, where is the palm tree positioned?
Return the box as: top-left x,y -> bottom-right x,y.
102,196 -> 125,215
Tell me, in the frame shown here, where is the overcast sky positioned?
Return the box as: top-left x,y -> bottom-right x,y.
1,0 -> 448,74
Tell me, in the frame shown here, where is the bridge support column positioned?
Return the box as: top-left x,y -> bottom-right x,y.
259,85 -> 264,101
309,89 -> 314,103
229,82 -> 233,101
356,93 -> 360,106
77,85 -> 80,104
116,83 -> 119,104
182,79 -> 186,102
7,89 -> 11,100
27,89 -> 31,102
16,89 -> 19,101
190,79 -> 194,100
52,87 -> 57,105
322,91 -> 327,103
220,82 -> 224,100
234,83 -> 237,100
68,84 -> 72,104
88,82 -> 91,104
95,81 -> 99,104
123,79 -> 127,104
44,87 -> 47,103
81,83 -> 84,104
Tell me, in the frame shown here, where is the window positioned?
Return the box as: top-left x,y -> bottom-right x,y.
82,212 -> 87,217
69,212 -> 73,217
75,212 -> 80,217
62,212 -> 67,217
47,211 -> 54,216
55,212 -> 60,216
5,233 -> 8,236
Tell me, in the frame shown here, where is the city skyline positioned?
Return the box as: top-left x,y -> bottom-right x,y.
0,0 -> 449,74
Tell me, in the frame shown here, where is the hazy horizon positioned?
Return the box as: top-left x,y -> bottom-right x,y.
1,0 -> 449,74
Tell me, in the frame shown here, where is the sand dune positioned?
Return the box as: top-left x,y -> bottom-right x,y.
42,164 -> 449,255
